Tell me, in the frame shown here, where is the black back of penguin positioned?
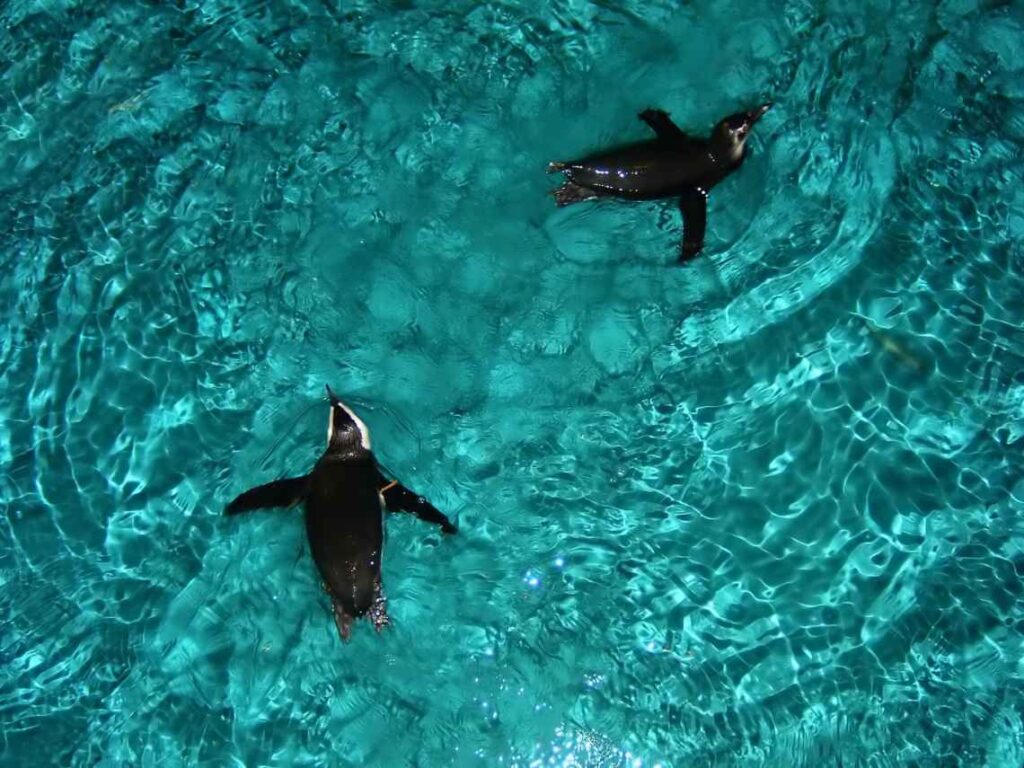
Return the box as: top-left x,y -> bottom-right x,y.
305,454 -> 384,617
224,385 -> 458,644
309,388 -> 385,617
549,103 -> 772,262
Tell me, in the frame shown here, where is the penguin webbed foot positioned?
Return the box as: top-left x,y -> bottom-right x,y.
379,474 -> 458,534
551,182 -> 597,207
639,108 -> 690,143
369,583 -> 391,633
332,600 -> 353,643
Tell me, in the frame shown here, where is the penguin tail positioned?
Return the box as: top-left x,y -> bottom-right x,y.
551,182 -> 598,207
546,161 -> 567,174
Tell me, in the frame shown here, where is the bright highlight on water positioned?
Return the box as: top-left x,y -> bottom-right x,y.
2,1 -> 1023,766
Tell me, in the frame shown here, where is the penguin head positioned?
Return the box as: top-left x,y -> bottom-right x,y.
712,103 -> 772,161
325,385 -> 372,455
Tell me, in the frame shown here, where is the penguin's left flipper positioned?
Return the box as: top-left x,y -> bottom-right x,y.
678,187 -> 708,263
378,474 -> 458,534
639,108 -> 691,143
225,476 -> 308,515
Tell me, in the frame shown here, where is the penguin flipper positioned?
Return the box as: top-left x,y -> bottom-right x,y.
678,187 -> 708,263
378,471 -> 458,534
639,108 -> 691,143
225,476 -> 308,515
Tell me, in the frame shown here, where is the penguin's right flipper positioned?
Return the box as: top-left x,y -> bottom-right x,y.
378,473 -> 457,533
225,476 -> 308,515
639,108 -> 690,143
678,187 -> 708,263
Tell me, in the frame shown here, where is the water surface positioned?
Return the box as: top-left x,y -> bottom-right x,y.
3,0 -> 1024,765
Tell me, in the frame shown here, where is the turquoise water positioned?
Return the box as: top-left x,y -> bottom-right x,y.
3,0 -> 1024,765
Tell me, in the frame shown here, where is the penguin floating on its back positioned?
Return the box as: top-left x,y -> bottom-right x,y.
226,386 -> 457,643
548,103 -> 772,263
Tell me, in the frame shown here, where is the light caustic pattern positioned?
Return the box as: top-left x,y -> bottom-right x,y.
2,0 -> 1024,766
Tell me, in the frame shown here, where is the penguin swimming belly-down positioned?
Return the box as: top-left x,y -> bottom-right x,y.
549,103 -> 772,263
225,386 -> 457,643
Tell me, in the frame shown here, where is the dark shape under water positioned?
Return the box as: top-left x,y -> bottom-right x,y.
548,103 -> 772,263
858,315 -> 928,373
225,386 -> 457,643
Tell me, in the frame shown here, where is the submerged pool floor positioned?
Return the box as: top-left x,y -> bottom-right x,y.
3,0 -> 1024,765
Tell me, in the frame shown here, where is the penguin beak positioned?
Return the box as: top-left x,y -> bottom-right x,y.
325,384 -> 341,406
730,103 -> 772,141
747,103 -> 772,125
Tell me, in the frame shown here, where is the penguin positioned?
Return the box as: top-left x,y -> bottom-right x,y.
548,103 -> 772,263
225,386 -> 457,643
